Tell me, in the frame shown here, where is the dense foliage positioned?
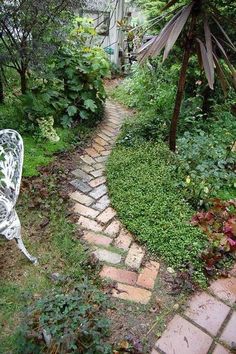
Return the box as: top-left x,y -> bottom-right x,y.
107,142 -> 207,284
17,282 -> 111,354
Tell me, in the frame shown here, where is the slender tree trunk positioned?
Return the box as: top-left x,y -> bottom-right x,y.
0,67 -> 4,104
202,86 -> 212,118
20,69 -> 27,94
169,14 -> 197,152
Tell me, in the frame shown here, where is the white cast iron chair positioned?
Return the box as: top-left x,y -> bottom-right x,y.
0,129 -> 37,264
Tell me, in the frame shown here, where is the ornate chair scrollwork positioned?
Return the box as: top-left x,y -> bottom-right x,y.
0,129 -> 37,264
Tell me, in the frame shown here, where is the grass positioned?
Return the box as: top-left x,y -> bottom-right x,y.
107,142 -> 208,284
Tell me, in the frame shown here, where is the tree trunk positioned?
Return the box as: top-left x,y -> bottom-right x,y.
202,86 -> 212,118
20,70 -> 27,94
0,68 -> 4,104
169,14 -> 197,152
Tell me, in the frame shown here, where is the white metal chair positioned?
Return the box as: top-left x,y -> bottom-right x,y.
0,129 -> 37,263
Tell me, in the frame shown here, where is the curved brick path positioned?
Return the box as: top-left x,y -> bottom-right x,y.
69,99 -> 236,353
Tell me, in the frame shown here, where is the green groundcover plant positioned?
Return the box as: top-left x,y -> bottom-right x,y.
107,142 -> 208,284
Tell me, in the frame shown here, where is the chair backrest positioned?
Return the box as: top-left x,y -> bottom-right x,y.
0,129 -> 24,205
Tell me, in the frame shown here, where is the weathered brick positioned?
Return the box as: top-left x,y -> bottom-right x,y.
83,231 -> 112,247
92,142 -> 105,153
79,164 -> 94,173
89,184 -> 107,200
125,243 -> 145,270
69,191 -> 94,206
209,277 -> 236,305
101,150 -> 111,156
94,137 -> 108,147
93,249 -> 121,264
137,261 -> 160,290
93,163 -> 104,170
184,292 -> 230,336
114,229 -> 133,251
95,156 -> 108,163
70,180 -> 92,193
97,132 -> 110,142
77,216 -> 103,232
112,283 -> 151,304
220,311 -> 236,347
72,169 -> 92,182
104,220 -> 121,238
80,155 -> 96,165
73,203 -> 99,218
89,176 -> 106,188
90,169 -> 104,178
155,315 -> 212,354
93,195 -> 110,211
84,147 -> 100,158
100,266 -> 138,285
97,207 -> 116,225
102,129 -> 114,138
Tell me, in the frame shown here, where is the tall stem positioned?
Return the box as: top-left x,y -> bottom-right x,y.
169,13 -> 197,152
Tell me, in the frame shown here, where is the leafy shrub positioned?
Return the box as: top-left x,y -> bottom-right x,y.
107,142 -> 207,284
16,281 -> 111,354
176,114 -> 236,206
14,17 -> 110,136
191,199 -> 236,275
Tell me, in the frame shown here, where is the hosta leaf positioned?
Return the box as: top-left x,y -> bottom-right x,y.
163,3 -> 193,61
197,38 -> 214,89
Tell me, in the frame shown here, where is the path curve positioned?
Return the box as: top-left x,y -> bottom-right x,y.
69,99 -> 236,354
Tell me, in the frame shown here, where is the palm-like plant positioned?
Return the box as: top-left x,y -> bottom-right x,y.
138,0 -> 236,151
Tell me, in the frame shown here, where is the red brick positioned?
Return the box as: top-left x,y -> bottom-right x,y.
185,292 -> 230,335
104,220 -> 121,237
77,216 -> 103,232
220,311 -> 236,347
209,277 -> 236,305
73,203 -> 99,218
97,207 -> 116,225
83,231 -> 112,247
69,191 -> 94,206
112,283 -> 152,304
114,229 -> 133,251
85,147 -> 100,158
212,344 -> 230,354
155,315 -> 212,354
100,266 -> 138,285
89,176 -> 106,188
137,261 -> 160,290
125,243 -> 145,270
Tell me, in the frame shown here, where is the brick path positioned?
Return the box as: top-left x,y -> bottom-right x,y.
69,99 -> 236,353
69,100 -> 160,305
